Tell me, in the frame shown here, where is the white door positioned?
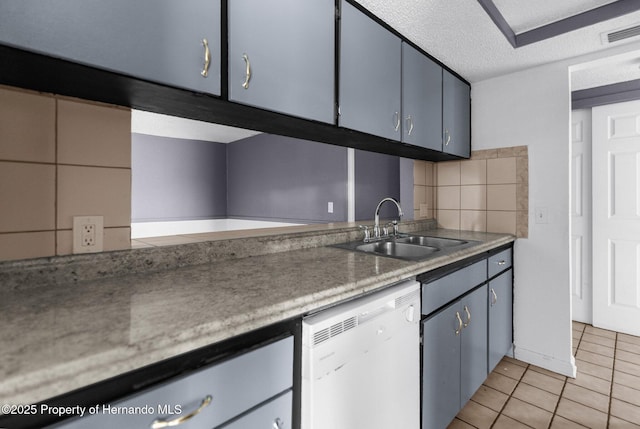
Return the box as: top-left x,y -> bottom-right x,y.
570,109 -> 593,324
592,101 -> 640,336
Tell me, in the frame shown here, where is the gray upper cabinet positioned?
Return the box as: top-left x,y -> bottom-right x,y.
339,0 -> 402,140
228,0 -> 335,124
0,0 -> 221,95
401,42 -> 442,150
443,69 -> 471,158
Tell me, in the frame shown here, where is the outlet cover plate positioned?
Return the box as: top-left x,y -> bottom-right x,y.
73,216 -> 104,253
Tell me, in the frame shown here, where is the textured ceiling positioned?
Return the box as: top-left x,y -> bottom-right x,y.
493,0 -> 618,33
357,0 -> 640,88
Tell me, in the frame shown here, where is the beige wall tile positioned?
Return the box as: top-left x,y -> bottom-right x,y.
437,209 -> 460,229
0,231 -> 55,261
461,210 -> 487,232
488,157 -> 517,184
517,211 -> 529,238
461,185 -> 487,210
471,149 -> 498,160
419,204 -> 433,219
57,99 -> 131,168
56,230 -> 72,256
487,211 -> 517,235
425,162 -> 435,186
57,165 -> 131,229
516,156 -> 529,184
425,187 -> 434,208
0,162 -> 55,232
0,87 -> 55,163
437,161 -> 461,186
461,159 -> 487,185
414,160 -> 426,185
488,184 -> 517,211
516,183 -> 529,211
414,209 -> 423,220
104,227 -> 131,251
437,186 -> 461,210
414,185 -> 426,210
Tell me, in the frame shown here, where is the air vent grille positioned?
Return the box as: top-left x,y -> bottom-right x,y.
395,289 -> 420,307
607,24 -> 640,43
312,316 -> 358,346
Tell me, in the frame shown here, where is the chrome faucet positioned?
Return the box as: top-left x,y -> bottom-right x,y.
373,197 -> 403,239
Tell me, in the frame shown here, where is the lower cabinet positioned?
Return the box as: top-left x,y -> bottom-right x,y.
49,336 -> 293,429
420,245 -> 513,429
422,285 -> 487,429
488,268 -> 513,373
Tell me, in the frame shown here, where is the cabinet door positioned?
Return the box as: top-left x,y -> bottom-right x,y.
443,70 -> 471,158
401,43 -> 442,150
489,269 -> 513,372
339,0 -> 402,140
460,285 -> 488,406
228,0 -> 335,123
422,302 -> 461,429
0,0 -> 221,95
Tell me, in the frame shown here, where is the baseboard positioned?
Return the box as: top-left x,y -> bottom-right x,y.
513,346 -> 577,378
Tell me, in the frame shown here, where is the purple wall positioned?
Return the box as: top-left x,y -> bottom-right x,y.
354,149 -> 401,221
227,134 -> 349,223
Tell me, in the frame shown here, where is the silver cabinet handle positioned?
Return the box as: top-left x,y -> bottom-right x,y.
393,111 -> 400,131
242,53 -> 251,89
273,417 -> 285,429
406,115 -> 414,136
444,129 -> 451,146
491,288 -> 498,306
455,311 -> 463,335
201,39 -> 211,78
497,260 -> 506,266
151,395 -> 212,428
463,305 -> 471,328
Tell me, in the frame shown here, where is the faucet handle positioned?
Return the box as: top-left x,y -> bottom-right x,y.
358,225 -> 371,242
391,220 -> 399,236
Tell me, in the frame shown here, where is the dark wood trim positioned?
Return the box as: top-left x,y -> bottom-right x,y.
572,78 -> 640,109
476,0 -> 517,48
477,0 -> 640,48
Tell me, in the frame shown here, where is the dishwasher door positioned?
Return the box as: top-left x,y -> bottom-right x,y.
301,280 -> 421,429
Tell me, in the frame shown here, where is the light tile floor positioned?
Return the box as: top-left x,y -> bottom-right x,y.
448,322 -> 640,428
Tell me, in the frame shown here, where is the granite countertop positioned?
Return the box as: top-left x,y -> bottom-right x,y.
0,228 -> 514,407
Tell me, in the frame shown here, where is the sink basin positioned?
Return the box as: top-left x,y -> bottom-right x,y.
332,234 -> 480,262
396,236 -> 468,248
356,241 -> 439,261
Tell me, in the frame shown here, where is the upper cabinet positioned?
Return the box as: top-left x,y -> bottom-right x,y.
228,0 -> 335,124
402,42 -> 443,150
339,0 -> 402,140
0,0 -> 221,95
443,70 -> 471,158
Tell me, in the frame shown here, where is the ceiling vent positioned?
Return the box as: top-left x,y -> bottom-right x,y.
602,24 -> 640,44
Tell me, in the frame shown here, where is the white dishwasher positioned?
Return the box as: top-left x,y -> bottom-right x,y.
301,279 -> 421,429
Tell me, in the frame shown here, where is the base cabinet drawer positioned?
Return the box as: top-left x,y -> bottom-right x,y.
422,259 -> 487,315
49,336 -> 293,429
223,391 -> 292,429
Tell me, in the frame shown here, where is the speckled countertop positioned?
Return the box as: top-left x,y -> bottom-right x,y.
0,227 -> 514,407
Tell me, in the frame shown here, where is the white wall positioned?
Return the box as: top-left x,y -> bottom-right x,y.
472,41 -> 640,377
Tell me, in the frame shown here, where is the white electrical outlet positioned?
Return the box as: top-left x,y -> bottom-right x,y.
328,202 -> 334,214
73,216 -> 104,253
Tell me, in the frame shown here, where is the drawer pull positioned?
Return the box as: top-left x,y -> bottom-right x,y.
496,260 -> 507,266
201,38 -> 211,78
151,395 -> 212,428
455,311 -> 463,336
491,288 -> 498,306
393,111 -> 400,132
273,417 -> 285,429
444,129 -> 451,146
406,115 -> 414,136
463,305 -> 471,328
242,53 -> 252,89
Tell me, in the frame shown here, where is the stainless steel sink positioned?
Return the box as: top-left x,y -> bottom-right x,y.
333,234 -> 479,262
356,241 -> 439,260
396,236 -> 468,248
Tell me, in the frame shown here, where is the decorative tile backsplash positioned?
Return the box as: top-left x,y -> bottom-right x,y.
414,146 -> 528,238
0,86 -> 131,261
